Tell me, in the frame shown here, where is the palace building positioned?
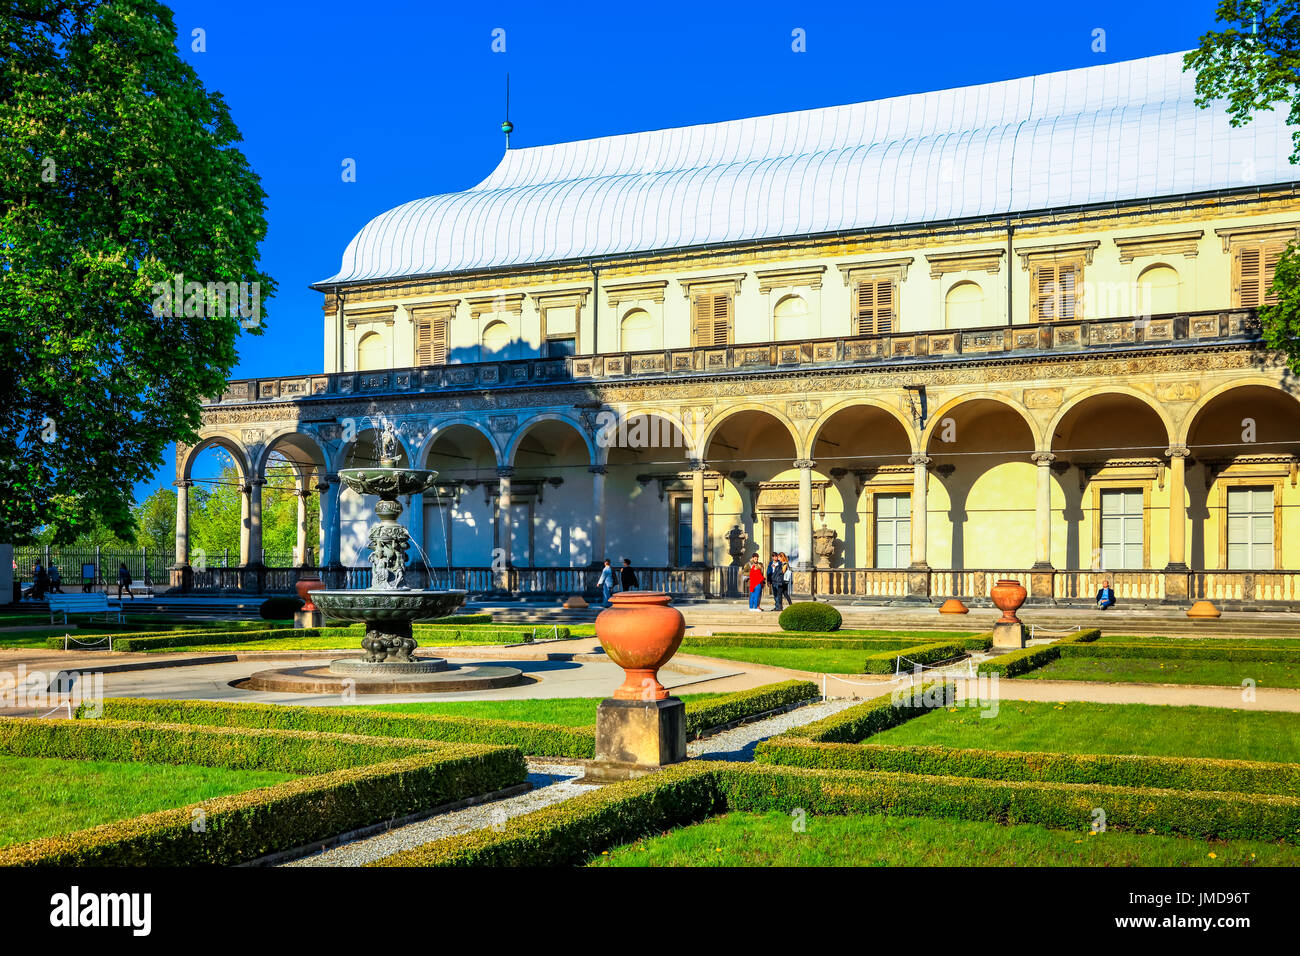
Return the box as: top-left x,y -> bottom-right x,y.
177,51 -> 1300,607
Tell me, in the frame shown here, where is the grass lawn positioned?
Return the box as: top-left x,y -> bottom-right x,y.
153,633 -> 532,653
1099,634 -> 1300,649
1026,656 -> 1300,689
0,754 -> 296,848
869,700 -> 1300,763
712,629 -> 977,640
362,691 -> 728,727
590,810 -> 1300,867
679,644 -> 908,673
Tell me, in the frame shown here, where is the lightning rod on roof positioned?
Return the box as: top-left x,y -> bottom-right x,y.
501,73 -> 513,149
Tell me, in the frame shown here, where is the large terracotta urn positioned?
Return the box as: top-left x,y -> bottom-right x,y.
295,572 -> 325,612
990,578 -> 1027,625
595,591 -> 685,701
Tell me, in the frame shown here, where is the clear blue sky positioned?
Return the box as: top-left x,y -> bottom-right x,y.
140,0 -> 1213,500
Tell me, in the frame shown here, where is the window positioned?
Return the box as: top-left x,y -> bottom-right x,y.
1032,261 -> 1081,322
1235,243 -> 1286,308
675,499 -> 706,566
770,518 -> 797,556
854,277 -> 895,335
773,295 -> 809,341
944,281 -> 984,327
874,493 -> 911,568
482,320 -> 513,358
1099,489 -> 1143,570
541,302 -> 579,357
620,309 -> 656,352
413,310 -> 449,366
1226,486 -> 1274,570
691,292 -> 731,347
357,331 -> 385,371
545,337 -> 576,358
1137,264 -> 1179,315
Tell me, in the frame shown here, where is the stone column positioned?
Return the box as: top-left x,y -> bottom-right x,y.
1030,452 -> 1057,603
295,487 -> 311,567
690,459 -> 706,567
794,459 -> 815,571
497,466 -> 514,587
173,479 -> 191,567
407,492 -> 425,567
1165,445 -> 1191,600
239,481 -> 252,566
589,465 -> 608,564
245,478 -> 264,566
906,454 -> 931,600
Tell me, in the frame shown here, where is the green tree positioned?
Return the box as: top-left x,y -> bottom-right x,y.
132,487 -> 176,552
1187,1 -> 1300,367
0,0 -> 274,544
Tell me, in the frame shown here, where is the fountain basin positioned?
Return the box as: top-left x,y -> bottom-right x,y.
337,466 -> 439,498
312,589 -> 468,623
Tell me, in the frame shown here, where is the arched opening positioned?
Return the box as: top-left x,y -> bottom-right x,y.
356,331 -> 385,371
944,281 -> 984,328
773,294 -> 810,341
259,432 -> 327,567
1137,263 -> 1180,315
424,425 -> 500,569
510,419 -> 593,568
482,320 -> 514,359
704,410 -> 800,569
183,440 -> 250,572
619,309 -> 656,352
605,413 -> 691,566
339,427 -> 410,566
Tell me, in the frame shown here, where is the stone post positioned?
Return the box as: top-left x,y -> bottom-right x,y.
172,479 -> 192,589
1029,452 -> 1056,603
1165,445 -> 1191,600
907,454 -> 931,600
295,486 -> 311,567
497,466 -> 514,589
320,475 -> 341,570
590,464 -> 608,565
794,458 -> 815,571
689,459 -> 706,567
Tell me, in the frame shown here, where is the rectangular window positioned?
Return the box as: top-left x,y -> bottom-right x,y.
1235,243 -> 1286,308
770,518 -> 797,557
1226,486 -> 1274,570
691,292 -> 731,347
1099,489 -> 1144,570
414,310 -> 449,366
855,277 -> 896,335
874,493 -> 911,568
1032,261 -> 1081,322
545,336 -> 576,358
675,500 -> 706,566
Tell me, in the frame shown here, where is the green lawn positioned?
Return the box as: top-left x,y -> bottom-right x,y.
1099,634 -> 1300,649
590,810 -> 1300,867
0,754 -> 296,848
869,700 -> 1300,763
680,644 -> 906,673
711,629 -> 978,640
1027,656 -> 1300,689
362,691 -> 727,726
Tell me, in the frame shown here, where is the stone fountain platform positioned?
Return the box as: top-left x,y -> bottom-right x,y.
236,660 -> 525,695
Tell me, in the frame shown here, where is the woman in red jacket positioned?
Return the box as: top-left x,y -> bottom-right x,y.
747,554 -> 766,611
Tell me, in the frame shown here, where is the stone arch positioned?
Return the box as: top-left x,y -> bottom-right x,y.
180,433 -> 252,482
1045,386 -> 1176,454
506,414 -> 597,468
417,419 -> 503,469
699,403 -> 802,462
251,426 -> 329,482
1177,378 -> 1300,447
920,392 -> 1042,452
803,397 -> 919,459
605,406 -> 698,461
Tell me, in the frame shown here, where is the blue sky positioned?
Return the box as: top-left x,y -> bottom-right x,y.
141,0 -> 1214,500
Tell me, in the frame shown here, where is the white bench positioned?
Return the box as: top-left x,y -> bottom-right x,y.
48,593 -> 125,625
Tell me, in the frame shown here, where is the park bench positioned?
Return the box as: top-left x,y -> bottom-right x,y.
48,593 -> 125,625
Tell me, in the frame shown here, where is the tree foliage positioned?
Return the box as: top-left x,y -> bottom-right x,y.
1187,1 -> 1300,369
0,0 -> 273,544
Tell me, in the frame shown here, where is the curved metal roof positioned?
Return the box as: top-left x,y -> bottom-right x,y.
321,52 -> 1298,285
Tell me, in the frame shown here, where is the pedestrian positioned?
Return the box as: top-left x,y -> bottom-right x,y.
779,552 -> 793,608
48,564 -> 63,594
1096,578 -> 1116,610
747,554 -> 765,611
766,553 -> 784,611
26,561 -> 47,600
597,559 -> 614,606
116,562 -> 134,600
620,558 -> 639,592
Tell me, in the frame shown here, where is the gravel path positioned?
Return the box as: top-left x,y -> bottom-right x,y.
688,698 -> 859,761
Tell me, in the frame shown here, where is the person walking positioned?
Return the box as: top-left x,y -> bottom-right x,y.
116,562 -> 134,600
746,554 -> 765,611
28,561 -> 48,600
620,558 -> 639,592
597,559 -> 614,606
766,553 -> 784,611
48,564 -> 63,594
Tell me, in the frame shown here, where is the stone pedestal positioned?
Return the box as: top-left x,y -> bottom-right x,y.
992,621 -> 1026,649
582,697 -> 687,783
294,608 -> 324,629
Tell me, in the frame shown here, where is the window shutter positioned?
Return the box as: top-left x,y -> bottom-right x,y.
1058,265 -> 1078,320
1238,247 -> 1263,308
1032,262 -> 1080,322
415,312 -> 448,366
855,278 -> 895,334
1264,244 -> 1284,306
692,292 -> 731,347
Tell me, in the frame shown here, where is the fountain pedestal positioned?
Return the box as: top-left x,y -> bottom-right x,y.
582,698 -> 687,783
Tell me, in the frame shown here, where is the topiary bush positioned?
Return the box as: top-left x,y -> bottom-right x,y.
259,596 -> 304,620
778,601 -> 842,632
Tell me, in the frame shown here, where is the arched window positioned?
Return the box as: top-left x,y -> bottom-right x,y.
482,320 -> 513,358
773,294 -> 809,341
357,331 -> 385,371
620,309 -> 656,352
1137,264 -> 1180,315
944,281 -> 984,328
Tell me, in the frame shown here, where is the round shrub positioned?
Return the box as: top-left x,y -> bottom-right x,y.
779,601 -> 842,632
259,596 -> 304,620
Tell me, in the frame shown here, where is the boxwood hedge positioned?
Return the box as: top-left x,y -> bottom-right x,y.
863,641 -> 967,674
47,623 -> 569,652
1061,642 -> 1300,664
683,680 -> 818,737
975,628 -> 1102,678
689,633 -> 993,651
778,602 -> 843,632
784,684 -> 955,743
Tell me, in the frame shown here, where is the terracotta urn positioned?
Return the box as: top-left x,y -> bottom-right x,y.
595,591 -> 685,701
938,598 -> 969,615
295,572 -> 325,613
990,578 -> 1027,625
1187,600 -> 1222,620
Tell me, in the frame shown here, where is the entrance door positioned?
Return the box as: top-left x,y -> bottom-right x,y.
1099,489 -> 1143,570
676,500 -> 706,566
1227,486 -> 1274,570
874,493 -> 911,568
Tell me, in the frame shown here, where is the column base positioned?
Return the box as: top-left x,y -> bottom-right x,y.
1163,564 -> 1191,601
992,621 -> 1027,649
1028,566 -> 1056,604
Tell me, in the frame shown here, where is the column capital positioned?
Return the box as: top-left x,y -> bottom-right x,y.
588,465 -> 608,475
315,482 -> 329,493
1165,445 -> 1191,460
174,479 -> 193,489
296,488 -> 313,499
1031,452 -> 1057,465
496,466 -> 515,479
908,454 -> 932,467
793,458 -> 816,470
324,472 -> 340,484
688,458 -> 708,472
247,478 -> 266,488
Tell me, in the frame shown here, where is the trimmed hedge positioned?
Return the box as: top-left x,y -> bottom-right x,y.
784,683 -> 954,743
371,762 -> 723,867
862,641 -> 966,674
85,697 -> 598,759
683,680 -> 819,737
1061,642 -> 1300,664
716,763 -> 1300,845
428,613 -> 494,626
753,737 -> 1300,796
690,633 -> 993,651
0,746 -> 525,866
0,716 -> 461,774
778,601 -> 843,632
975,628 -> 1102,678
46,623 -> 570,652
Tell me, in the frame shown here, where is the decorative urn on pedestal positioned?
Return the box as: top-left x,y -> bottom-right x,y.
990,578 -> 1028,648
294,572 -> 325,628
583,591 -> 688,783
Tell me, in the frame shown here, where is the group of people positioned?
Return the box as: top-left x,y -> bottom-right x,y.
20,561 -> 137,600
746,552 -> 793,612
595,558 -> 639,607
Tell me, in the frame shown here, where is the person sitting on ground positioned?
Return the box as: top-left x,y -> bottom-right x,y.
1096,578 -> 1116,610
747,554 -> 765,611
620,558 -> 638,592
116,562 -> 134,599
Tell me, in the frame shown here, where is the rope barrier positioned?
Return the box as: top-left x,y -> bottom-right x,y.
62,633 -> 112,651
38,702 -> 73,720
1028,624 -> 1088,641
